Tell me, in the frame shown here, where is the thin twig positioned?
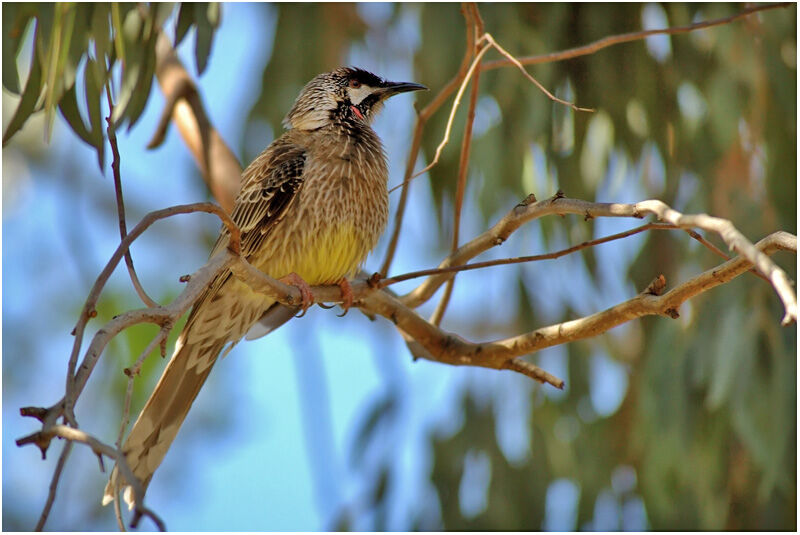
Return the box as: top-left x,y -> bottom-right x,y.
483,33 -> 594,113
683,228 -> 770,283
481,3 -> 792,70
356,232 -> 795,386
34,441 -> 73,531
381,3 -> 480,275
116,327 -> 170,449
114,467 -> 127,531
105,85 -> 159,308
380,223 -> 774,288
21,425 -> 167,531
406,42 -> 492,182
382,222 -> 665,287
504,358 -> 565,389
431,7 -> 484,327
64,202 -> 240,417
398,194 -> 797,323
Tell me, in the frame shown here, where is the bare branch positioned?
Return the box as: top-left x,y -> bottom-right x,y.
117,327 -> 171,448
151,34 -> 242,213
71,250 -> 235,406
398,194 -> 798,326
105,88 -> 159,309
64,203 -> 240,419
405,42 -> 492,182
356,231 -> 794,384
481,3 -> 793,70
34,441 -> 73,531
431,4 -> 485,327
381,2 -> 481,275
19,425 -> 166,531
382,222 -> 666,287
483,33 -> 594,113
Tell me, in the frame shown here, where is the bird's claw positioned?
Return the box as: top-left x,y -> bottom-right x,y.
336,278 -> 354,317
279,272 -> 314,316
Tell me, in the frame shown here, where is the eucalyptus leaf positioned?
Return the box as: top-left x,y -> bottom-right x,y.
91,4 -> 111,62
57,82 -> 93,146
2,37 -> 43,145
174,3 -> 194,46
124,36 -> 157,130
193,3 -> 216,75
110,2 -> 126,66
85,58 -> 106,170
2,4 -> 34,94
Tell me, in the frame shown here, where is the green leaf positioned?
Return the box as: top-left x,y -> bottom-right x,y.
193,3 -> 218,75
206,2 -> 221,26
2,4 -> 35,94
152,3 -> 176,33
85,58 -> 106,170
110,3 -> 127,66
57,82 -> 93,146
91,4 -> 111,62
174,3 -> 194,46
111,7 -> 144,125
33,4 -> 55,66
42,3 -> 77,142
2,33 -> 43,145
124,35 -> 157,130
63,4 -> 91,91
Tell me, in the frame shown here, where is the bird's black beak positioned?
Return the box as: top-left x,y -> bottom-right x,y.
377,81 -> 428,98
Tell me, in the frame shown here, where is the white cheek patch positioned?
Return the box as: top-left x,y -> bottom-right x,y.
346,85 -> 375,105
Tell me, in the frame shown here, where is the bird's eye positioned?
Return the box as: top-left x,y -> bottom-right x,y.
349,80 -> 361,89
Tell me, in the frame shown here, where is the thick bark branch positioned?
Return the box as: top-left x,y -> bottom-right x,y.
150,34 -> 242,213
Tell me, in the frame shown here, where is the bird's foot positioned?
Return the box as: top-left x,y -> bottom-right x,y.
279,272 -> 314,316
336,278 -> 354,317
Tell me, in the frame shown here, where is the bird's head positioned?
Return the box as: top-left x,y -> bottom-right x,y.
284,67 -> 427,131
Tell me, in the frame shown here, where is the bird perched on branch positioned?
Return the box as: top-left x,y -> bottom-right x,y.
103,67 -> 426,507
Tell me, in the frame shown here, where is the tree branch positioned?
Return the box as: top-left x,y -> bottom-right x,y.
481,3 -> 793,71
431,3 -> 485,327
17,425 -> 166,531
356,231 -> 794,387
149,34 -> 242,213
398,193 -> 798,326
380,3 -> 481,274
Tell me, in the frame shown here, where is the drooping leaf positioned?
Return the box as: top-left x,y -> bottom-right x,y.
2,4 -> 36,94
2,31 -> 43,145
91,4 -> 111,63
110,2 -> 127,66
85,62 -> 106,170
174,3 -> 194,46
57,82 -> 93,146
125,33 -> 157,130
193,3 -> 219,75
111,7 -> 144,125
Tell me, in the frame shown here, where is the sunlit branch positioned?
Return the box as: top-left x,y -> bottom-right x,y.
481,3 -> 792,70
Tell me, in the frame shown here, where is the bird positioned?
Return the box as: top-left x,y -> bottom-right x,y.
103,67 -> 426,507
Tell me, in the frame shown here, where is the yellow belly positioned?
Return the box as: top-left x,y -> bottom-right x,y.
262,222 -> 368,285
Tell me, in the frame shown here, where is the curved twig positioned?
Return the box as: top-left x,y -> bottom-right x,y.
105,92 -> 159,309
481,3 -> 793,71
398,194 -> 798,325
65,203 -> 240,416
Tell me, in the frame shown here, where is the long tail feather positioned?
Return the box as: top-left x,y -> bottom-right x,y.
102,334 -> 225,508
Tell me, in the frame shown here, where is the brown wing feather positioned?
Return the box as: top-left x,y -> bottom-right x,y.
197,139 -> 307,312
210,138 -> 306,260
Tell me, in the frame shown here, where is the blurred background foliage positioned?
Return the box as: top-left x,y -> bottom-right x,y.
3,2 -> 796,531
